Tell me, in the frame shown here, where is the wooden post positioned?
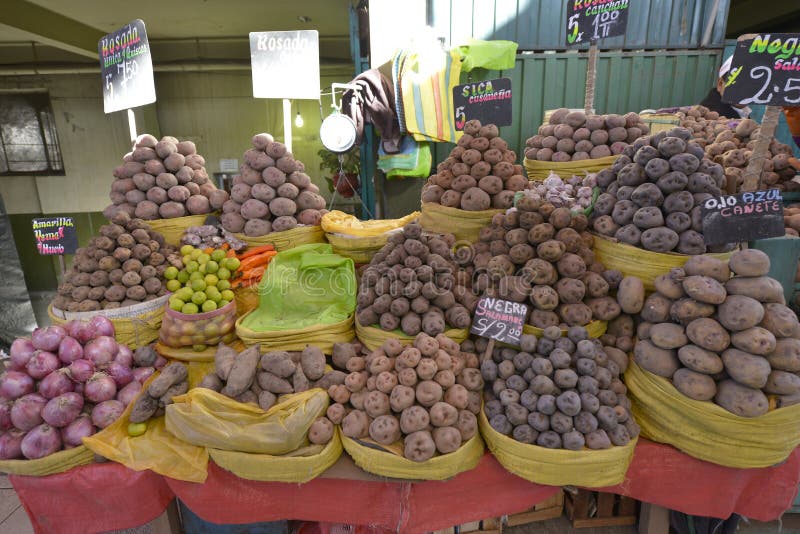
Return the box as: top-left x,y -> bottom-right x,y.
283,98 -> 293,154
741,105 -> 781,192
126,108 -> 137,142
57,255 -> 66,276
481,339 -> 495,363
584,40 -> 598,115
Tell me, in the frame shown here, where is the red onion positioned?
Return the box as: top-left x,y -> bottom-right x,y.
0,429 -> 26,459
116,381 -> 142,407
38,369 -> 74,399
132,367 -> 155,384
21,424 -> 62,459
42,392 -> 84,428
9,339 -> 36,371
84,336 -> 118,367
61,414 -> 95,447
91,400 -> 124,429
0,400 -> 12,430
154,356 -> 167,369
26,351 -> 59,380
106,362 -> 134,388
65,320 -> 93,345
31,326 -> 66,352
0,371 -> 34,400
74,383 -> 84,395
11,393 -> 47,431
67,359 -> 95,383
57,336 -> 83,364
114,345 -> 133,367
84,372 -> 116,403
88,316 -> 115,339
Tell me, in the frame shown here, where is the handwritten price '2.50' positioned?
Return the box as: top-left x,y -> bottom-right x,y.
741,66 -> 800,105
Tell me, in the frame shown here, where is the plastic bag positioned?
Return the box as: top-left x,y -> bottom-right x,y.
0,445 -> 94,477
240,244 -> 356,332
457,39 -> 518,72
479,410 -> 636,487
159,300 -> 237,349
237,313 -> 354,354
233,225 -> 325,251
356,321 -> 467,352
524,155 -> 619,180
165,388 -> 328,455
420,202 -> 504,243
321,210 -> 420,237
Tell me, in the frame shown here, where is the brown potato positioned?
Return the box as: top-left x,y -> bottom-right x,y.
764,370 -> 800,395
634,340 -> 679,377
714,380 -> 769,417
617,276 -> 645,314
766,338 -> 800,372
649,323 -> 688,350
685,318 -> 730,352
682,276 -> 727,305
717,295 -> 765,332
369,415 -> 401,445
731,327 -> 777,356
678,345 -> 723,374
404,430 -> 436,461
721,348 -> 771,389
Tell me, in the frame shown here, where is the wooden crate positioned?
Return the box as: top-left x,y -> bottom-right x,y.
431,518 -> 501,534
431,491 -> 564,534
564,489 -> 637,529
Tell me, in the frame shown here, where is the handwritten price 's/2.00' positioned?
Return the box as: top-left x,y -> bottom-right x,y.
472,317 -> 523,343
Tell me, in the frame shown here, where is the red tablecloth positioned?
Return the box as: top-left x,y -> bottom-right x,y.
9,440 -> 800,533
9,463 -> 174,534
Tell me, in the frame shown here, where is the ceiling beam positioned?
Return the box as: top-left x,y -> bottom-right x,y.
0,0 -> 104,59
726,0 -> 799,36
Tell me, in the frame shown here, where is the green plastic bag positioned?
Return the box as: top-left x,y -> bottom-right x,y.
457,39 -> 518,72
240,243 -> 356,331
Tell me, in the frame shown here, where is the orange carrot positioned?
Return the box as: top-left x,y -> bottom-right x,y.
238,245 -> 275,259
203,247 -> 214,255
226,249 -> 237,258
238,251 -> 277,272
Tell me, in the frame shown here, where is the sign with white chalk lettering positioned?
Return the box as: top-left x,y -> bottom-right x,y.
470,297 -> 528,346
722,33 -> 800,107
98,19 -> 156,113
453,77 -> 513,130
566,0 -> 630,46
32,217 -> 77,255
701,189 -> 784,246
249,30 -> 320,99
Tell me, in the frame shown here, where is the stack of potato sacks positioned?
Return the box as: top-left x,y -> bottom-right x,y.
592,127 -> 731,254
105,134 -> 225,221
677,106 -> 797,192
326,335 -> 483,461
54,212 -> 177,312
356,222 -> 475,336
524,110 -> 650,162
421,120 -> 527,211
220,133 -> 328,237
474,200 -> 626,333
632,250 -> 800,416
482,327 -> 638,449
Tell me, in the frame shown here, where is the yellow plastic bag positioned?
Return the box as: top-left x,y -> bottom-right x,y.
524,155 -> 619,180
154,339 -> 245,363
0,446 -> 94,477
148,214 -> 209,247
233,225 -> 325,251
592,234 -> 735,291
523,321 -> 607,339
479,410 -> 636,487
341,432 -> 484,480
420,202 -> 503,243
165,388 -> 328,455
234,285 -> 260,316
49,298 -> 167,349
236,313 -> 355,354
321,210 -> 420,237
209,429 -> 343,483
325,232 -> 393,264
356,321 -> 468,352
625,362 -> 800,468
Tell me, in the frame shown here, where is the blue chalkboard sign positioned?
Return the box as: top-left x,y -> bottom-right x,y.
701,189 -> 784,246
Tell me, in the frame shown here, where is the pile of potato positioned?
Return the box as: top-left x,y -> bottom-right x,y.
482,327 -> 639,449
421,120 -> 527,211
327,335 -> 483,461
592,127 -> 730,255
632,250 -> 800,416
784,204 -> 800,237
104,134 -> 224,221
220,133 -> 327,237
356,222 -> 476,335
524,110 -> 650,162
474,199 -> 625,329
677,106 -> 798,191
53,212 -> 177,312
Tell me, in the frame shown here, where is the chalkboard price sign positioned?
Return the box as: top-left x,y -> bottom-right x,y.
249,31 -> 320,100
701,189 -> 785,246
722,34 -> 800,107
470,297 -> 528,346
453,77 -> 512,130
98,19 -> 156,114
33,217 -> 77,256
566,0 -> 630,46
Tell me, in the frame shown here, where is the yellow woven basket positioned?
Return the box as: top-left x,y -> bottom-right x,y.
147,214 -> 209,247
232,225 -> 325,251
524,155 -> 619,180
419,202 -> 503,243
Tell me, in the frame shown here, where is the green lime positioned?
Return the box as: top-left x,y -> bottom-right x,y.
201,300 -> 218,312
180,244 -> 194,256
164,266 -> 179,280
204,274 -> 219,287
216,267 -> 231,280
189,271 -> 204,281
127,422 -> 147,437
177,270 -> 190,283
168,297 -> 184,311
182,255 -> 192,266
186,260 -> 199,273
191,291 -> 207,305
206,287 -> 222,303
219,299 -> 230,308
216,279 -> 231,291
221,289 -> 235,302
190,249 -> 202,260
181,302 -> 199,314
192,344 -> 207,352
205,260 -> 219,273
198,253 -> 211,264
224,257 -> 241,271
176,287 -> 194,302
211,250 -> 226,262
199,263 -> 207,274
166,279 -> 182,292
190,278 -> 207,292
